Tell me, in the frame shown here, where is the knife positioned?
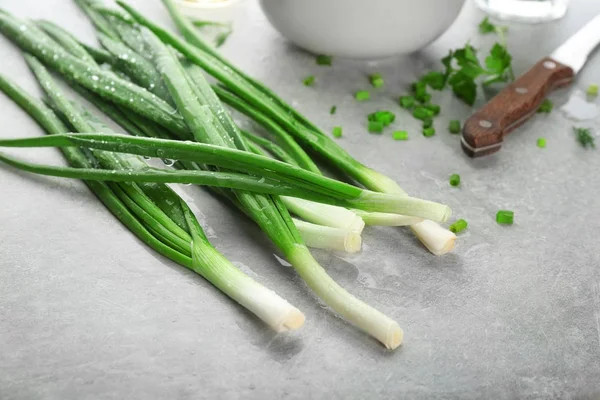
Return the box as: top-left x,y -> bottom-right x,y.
461,14 -> 600,157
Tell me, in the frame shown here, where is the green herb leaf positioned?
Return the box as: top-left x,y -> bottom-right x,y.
421,71 -> 445,90
483,43 -> 513,85
478,17 -> 496,34
316,54 -> 333,66
329,105 -> 337,115
574,127 -> 595,148
303,75 -> 315,86
448,70 -> 478,106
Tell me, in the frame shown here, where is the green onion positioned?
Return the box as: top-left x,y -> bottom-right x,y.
449,174 -> 460,187
496,210 -> 514,225
449,120 -> 461,134
399,95 -> 415,109
369,73 -> 384,88
316,54 -> 332,66
332,126 -> 343,138
330,105 -> 337,115
422,118 -> 433,129
537,138 -> 546,148
449,219 -> 468,233
422,127 -> 436,137
355,90 -> 370,101
368,120 -> 384,133
413,106 -> 434,121
537,98 -> 553,113
303,75 -> 315,86
392,131 -> 408,141
587,84 -> 599,97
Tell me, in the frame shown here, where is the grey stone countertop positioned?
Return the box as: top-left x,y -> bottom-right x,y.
1,0 -> 600,399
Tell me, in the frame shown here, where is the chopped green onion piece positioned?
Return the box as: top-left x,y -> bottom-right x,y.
399,95 -> 415,109
316,54 -> 333,66
574,126 -> 595,148
449,219 -> 468,233
422,127 -> 436,137
392,131 -> 408,141
424,103 -> 441,116
355,90 -> 370,101
449,173 -> 460,187
332,126 -> 343,138
413,106 -> 434,121
423,118 -> 433,129
369,73 -> 384,88
537,98 -> 553,113
449,120 -> 461,134
586,84 -> 598,97
368,120 -> 384,133
496,210 -> 514,225
368,110 -> 395,127
536,138 -> 546,148
330,105 -> 337,115
303,75 -> 315,86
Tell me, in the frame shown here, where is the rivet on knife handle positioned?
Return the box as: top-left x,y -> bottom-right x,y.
461,57 -> 575,158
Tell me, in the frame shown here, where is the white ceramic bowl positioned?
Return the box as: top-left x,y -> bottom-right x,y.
259,0 -> 466,59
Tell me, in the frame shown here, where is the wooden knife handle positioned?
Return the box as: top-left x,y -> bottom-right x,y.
462,57 -> 575,157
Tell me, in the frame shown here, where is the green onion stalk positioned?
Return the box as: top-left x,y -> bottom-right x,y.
119,0 -> 457,255
0,69 -> 305,333
144,26 -> 405,349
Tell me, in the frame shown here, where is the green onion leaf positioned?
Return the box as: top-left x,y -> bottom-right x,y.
332,126 -> 343,138
330,105 -> 337,115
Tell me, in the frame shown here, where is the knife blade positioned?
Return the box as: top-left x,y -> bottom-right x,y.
461,13 -> 600,158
